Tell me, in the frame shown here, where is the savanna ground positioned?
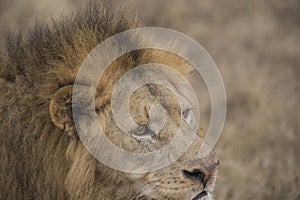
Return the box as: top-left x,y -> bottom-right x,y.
0,0 -> 299,199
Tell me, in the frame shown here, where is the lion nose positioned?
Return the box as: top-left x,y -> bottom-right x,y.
182,160 -> 219,186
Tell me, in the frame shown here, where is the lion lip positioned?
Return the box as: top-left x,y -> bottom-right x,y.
191,190 -> 208,200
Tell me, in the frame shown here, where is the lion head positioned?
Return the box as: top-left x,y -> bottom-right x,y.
0,4 -> 218,200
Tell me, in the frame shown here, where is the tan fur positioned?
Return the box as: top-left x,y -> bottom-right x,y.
0,3 -> 218,200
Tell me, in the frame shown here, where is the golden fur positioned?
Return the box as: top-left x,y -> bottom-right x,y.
0,3 -> 218,200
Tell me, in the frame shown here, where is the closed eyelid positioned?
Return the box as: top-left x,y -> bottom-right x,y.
182,108 -> 190,118
131,125 -> 156,138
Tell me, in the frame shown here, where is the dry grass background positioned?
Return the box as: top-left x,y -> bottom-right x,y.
0,0 -> 299,199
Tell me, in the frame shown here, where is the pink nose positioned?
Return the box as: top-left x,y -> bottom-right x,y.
182,159 -> 219,186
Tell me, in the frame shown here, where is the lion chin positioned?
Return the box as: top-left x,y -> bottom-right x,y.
0,2 -> 219,200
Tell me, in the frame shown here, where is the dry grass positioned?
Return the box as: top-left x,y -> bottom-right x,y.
0,0 -> 299,199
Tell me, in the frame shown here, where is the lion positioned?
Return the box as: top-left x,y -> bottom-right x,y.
0,3 -> 219,200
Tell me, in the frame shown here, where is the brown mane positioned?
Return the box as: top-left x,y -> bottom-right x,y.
0,3 -> 141,199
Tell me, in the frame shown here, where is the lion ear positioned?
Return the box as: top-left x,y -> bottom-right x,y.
49,85 -> 75,136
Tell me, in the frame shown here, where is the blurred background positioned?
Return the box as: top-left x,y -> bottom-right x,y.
0,0 -> 299,199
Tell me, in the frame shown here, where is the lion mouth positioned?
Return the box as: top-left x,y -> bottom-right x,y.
191,190 -> 208,200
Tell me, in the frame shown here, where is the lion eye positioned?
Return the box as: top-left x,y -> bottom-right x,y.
182,108 -> 197,130
131,125 -> 155,138
134,125 -> 147,135
182,109 -> 191,120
